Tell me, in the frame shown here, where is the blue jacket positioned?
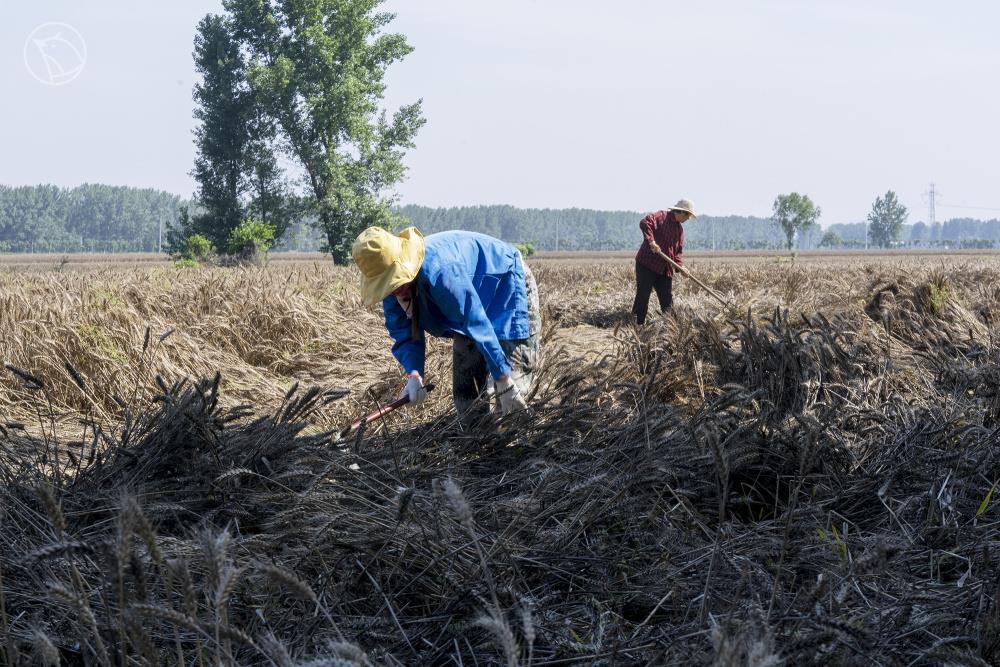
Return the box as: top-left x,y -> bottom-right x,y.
383,231 -> 530,380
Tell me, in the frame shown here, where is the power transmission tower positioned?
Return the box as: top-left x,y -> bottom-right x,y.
927,183 -> 936,226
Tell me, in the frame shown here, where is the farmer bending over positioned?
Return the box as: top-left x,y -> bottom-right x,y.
632,199 -> 697,325
352,227 -> 541,428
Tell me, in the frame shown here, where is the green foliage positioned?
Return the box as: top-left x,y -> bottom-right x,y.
0,184 -> 183,253
819,231 -> 843,249
181,234 -> 214,261
275,219 -> 327,251
977,479 -> 1000,518
227,218 -> 276,256
925,273 -> 951,316
867,190 -> 908,248
174,258 -> 198,269
226,0 -> 426,263
513,242 -> 536,257
817,525 -> 850,561
772,193 -> 821,251
927,285 -> 948,315
189,13 -> 294,251
189,14 -> 246,249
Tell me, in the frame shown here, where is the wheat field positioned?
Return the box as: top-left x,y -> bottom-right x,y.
1,253 -> 999,665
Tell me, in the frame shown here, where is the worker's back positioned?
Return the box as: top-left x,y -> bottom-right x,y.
410,230 -> 530,342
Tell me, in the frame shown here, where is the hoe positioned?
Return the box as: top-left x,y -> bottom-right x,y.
339,383 -> 436,439
652,248 -> 732,309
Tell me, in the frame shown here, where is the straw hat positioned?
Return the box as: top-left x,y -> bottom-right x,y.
352,226 -> 426,306
669,199 -> 698,217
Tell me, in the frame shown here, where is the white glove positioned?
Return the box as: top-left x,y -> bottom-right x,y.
495,375 -> 527,415
399,373 -> 427,406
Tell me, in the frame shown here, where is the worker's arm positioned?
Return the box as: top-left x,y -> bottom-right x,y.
640,211 -> 667,252
639,211 -> 660,244
431,267 -> 512,380
384,297 -> 426,377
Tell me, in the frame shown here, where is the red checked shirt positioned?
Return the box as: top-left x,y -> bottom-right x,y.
635,210 -> 684,276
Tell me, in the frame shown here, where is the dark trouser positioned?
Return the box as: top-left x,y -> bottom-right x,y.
632,260 -> 672,325
453,263 -> 541,427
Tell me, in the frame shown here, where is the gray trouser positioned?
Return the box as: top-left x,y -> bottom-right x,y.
453,264 -> 541,426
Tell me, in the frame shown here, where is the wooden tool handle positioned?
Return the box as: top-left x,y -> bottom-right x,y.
652,248 -> 731,309
341,382 -> 436,437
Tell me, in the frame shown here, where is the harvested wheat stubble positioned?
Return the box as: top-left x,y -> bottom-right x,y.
1,258 -> 1000,665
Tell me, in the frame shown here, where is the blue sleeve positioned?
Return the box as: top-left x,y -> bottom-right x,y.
383,297 -> 426,376
430,267 -> 512,380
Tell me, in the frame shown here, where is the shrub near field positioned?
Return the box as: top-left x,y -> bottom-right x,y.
1,257 -> 1000,665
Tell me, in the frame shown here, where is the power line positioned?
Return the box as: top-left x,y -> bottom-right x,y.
923,184 -> 1000,214
937,203 -> 1000,212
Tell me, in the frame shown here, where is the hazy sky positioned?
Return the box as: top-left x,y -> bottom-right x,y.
2,1 -> 999,223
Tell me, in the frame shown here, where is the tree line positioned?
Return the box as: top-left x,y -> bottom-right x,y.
396,205 -> 794,251
0,184 -> 182,254
824,217 -> 1000,248
3,184 -> 1000,254
399,201 -> 1000,251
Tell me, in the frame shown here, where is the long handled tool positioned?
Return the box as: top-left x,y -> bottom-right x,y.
652,248 -> 731,309
339,383 -> 436,439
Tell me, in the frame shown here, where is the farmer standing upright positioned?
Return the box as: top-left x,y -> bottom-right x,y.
632,199 -> 697,324
352,227 -> 541,427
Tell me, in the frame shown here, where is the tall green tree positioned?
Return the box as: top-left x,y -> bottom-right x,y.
190,14 -> 247,250
867,190 -> 908,248
227,0 -> 425,263
772,193 -> 821,251
190,14 -> 293,252
244,106 -> 296,240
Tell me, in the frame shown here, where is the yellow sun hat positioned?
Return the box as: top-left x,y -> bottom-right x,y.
352,226 -> 426,307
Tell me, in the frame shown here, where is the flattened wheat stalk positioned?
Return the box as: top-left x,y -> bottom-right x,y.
64,361 -> 87,391
475,609 -> 519,667
36,483 -> 66,537
30,627 -> 59,667
259,563 -> 318,606
5,364 -> 44,389
443,479 -> 504,623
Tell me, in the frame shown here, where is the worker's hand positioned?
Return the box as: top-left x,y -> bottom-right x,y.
495,374 -> 527,415
649,241 -> 662,254
399,372 -> 428,406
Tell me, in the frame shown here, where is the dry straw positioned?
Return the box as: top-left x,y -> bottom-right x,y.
0,256 -> 999,664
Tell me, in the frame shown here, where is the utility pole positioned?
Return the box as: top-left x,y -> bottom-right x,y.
158,212 -> 163,254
